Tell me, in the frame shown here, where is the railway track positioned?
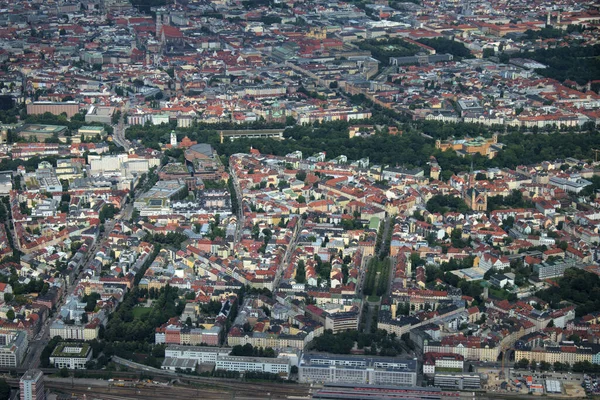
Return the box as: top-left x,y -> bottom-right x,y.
47,381 -> 308,400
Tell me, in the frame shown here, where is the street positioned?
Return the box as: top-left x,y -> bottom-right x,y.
22,216 -> 119,369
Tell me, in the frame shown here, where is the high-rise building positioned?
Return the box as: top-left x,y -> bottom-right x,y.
20,369 -> 45,400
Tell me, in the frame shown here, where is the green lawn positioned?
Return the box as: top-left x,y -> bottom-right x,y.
132,307 -> 152,319
367,295 -> 381,302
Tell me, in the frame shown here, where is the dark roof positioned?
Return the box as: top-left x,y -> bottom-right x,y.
188,143 -> 214,158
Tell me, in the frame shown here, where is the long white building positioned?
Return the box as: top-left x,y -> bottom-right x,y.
165,345 -> 232,364
298,353 -> 417,386
215,355 -> 291,376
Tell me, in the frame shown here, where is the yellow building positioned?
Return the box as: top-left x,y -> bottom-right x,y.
515,345 -> 593,365
436,134 -> 500,159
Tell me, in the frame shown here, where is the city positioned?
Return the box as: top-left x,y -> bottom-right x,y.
0,0 -> 599,399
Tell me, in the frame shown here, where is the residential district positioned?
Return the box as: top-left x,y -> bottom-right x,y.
0,0 -> 600,399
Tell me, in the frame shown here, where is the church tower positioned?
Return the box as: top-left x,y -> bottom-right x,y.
170,130 -> 177,148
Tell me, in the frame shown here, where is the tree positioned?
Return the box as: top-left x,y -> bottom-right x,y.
295,170 -> 307,182
516,358 -> 529,369
295,260 -> 306,283
482,48 -> 495,58
6,310 -> 14,320
0,378 -> 10,400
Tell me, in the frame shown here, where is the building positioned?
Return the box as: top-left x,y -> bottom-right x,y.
423,336 -> 500,361
215,355 -> 291,377
423,352 -> 464,375
164,345 -> 231,364
78,126 -> 106,140
219,129 -> 284,143
489,273 -> 514,288
514,342 -> 600,365
0,171 -> 12,195
35,163 -> 62,193
0,331 -> 28,367
49,319 -> 99,341
298,353 -> 417,386
463,187 -> 487,211
305,305 -> 360,333
478,253 -> 510,272
545,379 -> 562,394
548,176 -> 592,194
389,53 -> 453,66
49,342 -> 92,369
161,357 -> 198,372
533,261 -> 569,279
156,325 -> 222,346
184,143 -> 216,162
18,124 -> 68,142
134,179 -> 188,216
435,135 -> 501,159
434,373 -> 481,390
26,101 -> 79,118
20,369 -> 45,400
85,106 -> 115,124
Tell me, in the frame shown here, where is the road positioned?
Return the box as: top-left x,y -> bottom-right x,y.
376,216 -> 392,259
22,214 -> 119,370
273,217 -> 304,290
112,110 -> 131,151
230,166 -> 244,246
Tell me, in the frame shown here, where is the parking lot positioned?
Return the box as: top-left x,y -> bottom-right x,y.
583,374 -> 600,396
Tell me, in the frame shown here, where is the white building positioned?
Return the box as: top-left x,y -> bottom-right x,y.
478,253 -> 510,272
215,355 -> 291,377
0,172 -> 12,195
88,154 -> 158,177
423,352 -> 464,375
49,343 -> 92,369
0,331 -> 28,367
164,345 -> 231,364
298,354 -> 417,386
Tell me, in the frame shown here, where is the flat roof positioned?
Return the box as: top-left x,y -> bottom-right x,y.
545,379 -> 561,393
166,344 -> 232,353
217,355 -> 290,364
78,125 -> 105,131
162,357 -> 198,369
51,342 -> 91,358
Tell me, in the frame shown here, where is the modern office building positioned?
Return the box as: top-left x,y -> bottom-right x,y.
164,345 -> 232,364
49,342 -> 92,369
433,373 -> 481,390
0,330 -> 28,367
215,355 -> 291,376
298,353 -> 417,386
